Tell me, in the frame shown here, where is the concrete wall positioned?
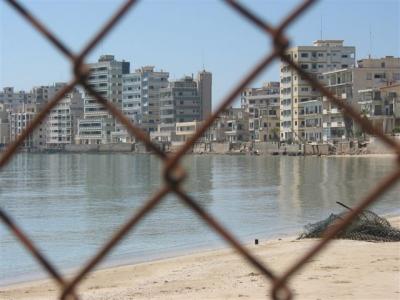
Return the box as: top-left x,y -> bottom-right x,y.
304,144 -> 330,155
210,142 -> 230,154
65,143 -> 133,152
65,144 -> 99,152
98,143 -> 133,152
253,142 -> 279,154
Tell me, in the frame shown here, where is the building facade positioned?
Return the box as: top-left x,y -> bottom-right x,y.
196,70 -> 212,120
241,82 -> 280,142
46,89 -> 83,148
323,56 -> 400,141
76,55 -> 130,144
280,40 -> 355,142
9,103 -> 46,149
160,76 -> 202,125
121,66 -> 169,141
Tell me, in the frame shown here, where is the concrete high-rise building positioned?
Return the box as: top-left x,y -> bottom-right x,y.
279,40 -> 355,142
76,55 -> 130,144
196,70 -> 212,120
120,66 -> 169,141
0,104 -> 9,146
9,103 -> 47,149
31,82 -> 67,105
241,82 -> 280,142
46,89 -> 83,148
160,76 -> 202,125
323,56 -> 400,141
0,87 -> 32,109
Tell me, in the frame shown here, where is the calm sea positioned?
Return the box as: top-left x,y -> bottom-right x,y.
0,154 -> 399,285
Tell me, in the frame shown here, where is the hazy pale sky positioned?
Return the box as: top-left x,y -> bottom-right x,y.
1,0 -> 399,107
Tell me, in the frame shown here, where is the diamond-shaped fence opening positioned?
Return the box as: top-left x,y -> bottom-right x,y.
1,0 -> 399,299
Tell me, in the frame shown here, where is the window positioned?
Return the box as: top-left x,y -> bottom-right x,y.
301,64 -> 309,69
318,53 -> 323,57
374,73 -> 386,79
341,54 -> 348,58
366,73 -> 372,80
393,73 -> 400,81
301,53 -> 309,58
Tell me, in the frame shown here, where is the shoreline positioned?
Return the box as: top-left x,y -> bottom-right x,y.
2,216 -> 399,300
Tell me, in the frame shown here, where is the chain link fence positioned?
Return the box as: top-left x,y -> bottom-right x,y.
1,0 -> 399,299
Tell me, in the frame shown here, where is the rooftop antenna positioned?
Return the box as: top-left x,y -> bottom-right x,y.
320,14 -> 323,40
201,49 -> 205,71
369,25 -> 372,59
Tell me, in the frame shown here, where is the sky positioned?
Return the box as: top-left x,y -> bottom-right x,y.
0,0 -> 399,107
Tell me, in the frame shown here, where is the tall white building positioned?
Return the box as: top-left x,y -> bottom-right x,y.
120,66 -> 169,142
76,55 -> 130,144
279,40 -> 355,142
46,89 -> 83,148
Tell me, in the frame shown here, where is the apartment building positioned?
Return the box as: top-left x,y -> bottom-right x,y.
241,82 -> 280,142
76,55 -> 130,144
46,89 -> 84,148
174,121 -> 203,145
160,76 -> 202,125
323,56 -> 400,141
120,66 -> 169,141
0,87 -> 32,109
0,104 -> 9,146
280,40 -> 355,142
358,83 -> 400,134
31,82 -> 67,104
9,103 -> 46,149
301,99 -> 322,142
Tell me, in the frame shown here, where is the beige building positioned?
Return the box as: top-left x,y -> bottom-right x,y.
174,121 -> 203,145
280,40 -> 355,142
46,89 -> 83,148
241,82 -> 280,142
358,83 -> 400,135
323,56 -> 400,141
300,99 -> 322,142
9,103 -> 47,149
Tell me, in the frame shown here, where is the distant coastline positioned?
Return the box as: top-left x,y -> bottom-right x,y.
1,140 -> 398,157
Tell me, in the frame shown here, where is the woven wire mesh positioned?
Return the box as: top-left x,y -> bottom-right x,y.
1,0 -> 399,299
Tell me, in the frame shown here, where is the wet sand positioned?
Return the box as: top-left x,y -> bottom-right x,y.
1,217 -> 399,300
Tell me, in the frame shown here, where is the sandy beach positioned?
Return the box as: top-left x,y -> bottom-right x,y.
1,217 -> 399,300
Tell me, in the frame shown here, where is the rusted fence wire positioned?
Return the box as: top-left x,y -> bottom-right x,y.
1,0 -> 399,299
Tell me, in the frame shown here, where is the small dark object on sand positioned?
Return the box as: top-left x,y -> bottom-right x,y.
298,202 -> 400,242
